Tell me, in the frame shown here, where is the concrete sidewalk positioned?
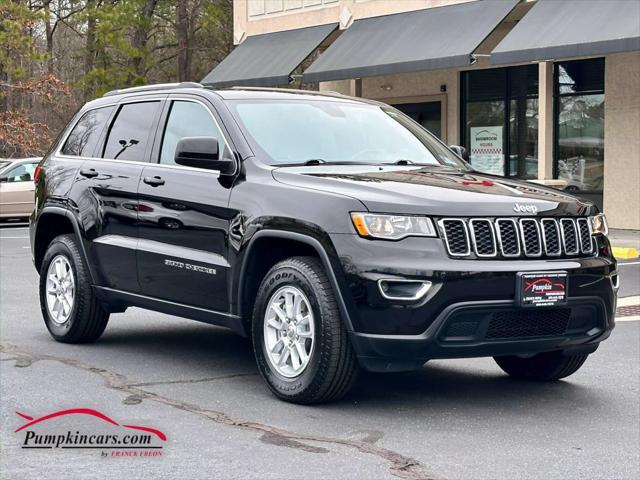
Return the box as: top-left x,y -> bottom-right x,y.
609,229 -> 640,259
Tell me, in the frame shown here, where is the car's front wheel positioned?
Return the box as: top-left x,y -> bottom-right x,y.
494,351 -> 589,381
39,234 -> 109,343
252,256 -> 358,404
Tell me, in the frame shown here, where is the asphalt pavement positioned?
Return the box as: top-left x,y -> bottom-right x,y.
1,224 -> 639,480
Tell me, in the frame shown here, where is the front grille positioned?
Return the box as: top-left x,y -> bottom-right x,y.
486,309 -> 571,339
439,217 -> 595,259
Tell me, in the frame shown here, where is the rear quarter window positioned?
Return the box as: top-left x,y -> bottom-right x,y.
61,106 -> 114,157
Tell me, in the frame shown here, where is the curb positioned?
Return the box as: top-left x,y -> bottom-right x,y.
612,247 -> 639,260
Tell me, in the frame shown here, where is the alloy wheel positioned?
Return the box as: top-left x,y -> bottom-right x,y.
263,285 -> 315,378
45,255 -> 75,325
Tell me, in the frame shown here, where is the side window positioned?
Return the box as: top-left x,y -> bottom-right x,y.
103,102 -> 160,161
61,106 -> 114,157
159,101 -> 226,165
1,163 -> 37,183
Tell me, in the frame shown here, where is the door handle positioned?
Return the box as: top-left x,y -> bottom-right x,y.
80,168 -> 98,178
143,176 -> 165,187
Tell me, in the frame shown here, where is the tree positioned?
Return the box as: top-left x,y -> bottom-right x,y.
0,2 -> 69,157
0,0 -> 234,157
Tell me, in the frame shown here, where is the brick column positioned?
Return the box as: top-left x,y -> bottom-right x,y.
537,61 -> 554,181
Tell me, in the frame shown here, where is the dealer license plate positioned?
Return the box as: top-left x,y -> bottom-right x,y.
517,271 -> 568,307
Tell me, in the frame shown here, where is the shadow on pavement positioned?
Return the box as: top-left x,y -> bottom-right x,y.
93,321 -> 597,413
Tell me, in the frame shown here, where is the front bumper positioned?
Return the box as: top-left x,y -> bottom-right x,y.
350,297 -> 613,372
329,234 -> 617,372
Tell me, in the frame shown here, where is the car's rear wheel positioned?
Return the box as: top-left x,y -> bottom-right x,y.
39,234 -> 109,343
494,351 -> 589,381
252,256 -> 358,404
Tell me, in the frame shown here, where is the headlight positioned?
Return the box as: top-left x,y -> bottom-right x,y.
589,213 -> 609,236
351,213 -> 436,240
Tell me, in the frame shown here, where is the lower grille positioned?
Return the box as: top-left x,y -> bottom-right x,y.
486,309 -> 571,339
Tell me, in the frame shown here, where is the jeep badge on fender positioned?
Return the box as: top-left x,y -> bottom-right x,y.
30,84 -> 617,404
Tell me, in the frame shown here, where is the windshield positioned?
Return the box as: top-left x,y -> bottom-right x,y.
229,99 -> 466,168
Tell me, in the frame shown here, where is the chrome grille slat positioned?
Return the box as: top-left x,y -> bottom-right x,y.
469,219 -> 497,257
439,217 -> 595,259
576,218 -> 594,254
519,219 -> 542,257
495,219 -> 521,257
438,218 -> 471,256
560,218 -> 579,255
541,219 -> 561,256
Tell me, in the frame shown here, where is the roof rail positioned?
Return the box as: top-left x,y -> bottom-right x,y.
103,82 -> 203,97
226,86 -> 351,99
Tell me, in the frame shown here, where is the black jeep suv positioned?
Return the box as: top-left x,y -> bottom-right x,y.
30,83 -> 617,404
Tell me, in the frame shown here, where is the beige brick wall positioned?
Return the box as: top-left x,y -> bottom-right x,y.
234,0 -> 474,41
604,52 -> 640,230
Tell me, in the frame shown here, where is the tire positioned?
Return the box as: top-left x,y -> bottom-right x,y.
494,351 -> 589,381
252,256 -> 358,404
39,234 -> 109,343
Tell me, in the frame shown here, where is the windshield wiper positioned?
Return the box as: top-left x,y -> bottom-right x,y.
287,160 -> 382,166
391,159 -> 414,165
303,158 -> 327,165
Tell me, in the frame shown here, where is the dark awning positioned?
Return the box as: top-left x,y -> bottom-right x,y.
202,23 -> 338,88
492,0 -> 640,65
303,0 -> 519,84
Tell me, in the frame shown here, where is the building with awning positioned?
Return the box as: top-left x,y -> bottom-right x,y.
201,23 -> 338,87
205,0 -> 640,230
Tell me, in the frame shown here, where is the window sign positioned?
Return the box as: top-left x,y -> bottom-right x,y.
470,126 -> 504,175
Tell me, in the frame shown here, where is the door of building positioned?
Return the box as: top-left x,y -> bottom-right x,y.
392,98 -> 444,141
461,65 -> 539,180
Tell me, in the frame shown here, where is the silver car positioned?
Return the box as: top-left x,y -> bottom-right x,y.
0,158 -> 40,220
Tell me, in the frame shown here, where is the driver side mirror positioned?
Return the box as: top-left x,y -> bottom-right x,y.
0,177 -> 7,183
174,136 -> 236,175
449,145 -> 470,161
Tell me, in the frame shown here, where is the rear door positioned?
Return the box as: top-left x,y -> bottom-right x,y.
76,98 -> 163,292
136,95 -> 235,312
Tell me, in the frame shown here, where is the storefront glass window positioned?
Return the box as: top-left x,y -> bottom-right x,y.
555,59 -> 605,196
462,65 -> 538,179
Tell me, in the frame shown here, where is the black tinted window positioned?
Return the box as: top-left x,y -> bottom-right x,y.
61,106 -> 114,157
103,102 -> 160,161
557,58 -> 605,95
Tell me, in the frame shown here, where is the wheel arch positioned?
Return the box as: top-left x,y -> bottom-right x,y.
33,207 -> 95,283
236,230 -> 355,334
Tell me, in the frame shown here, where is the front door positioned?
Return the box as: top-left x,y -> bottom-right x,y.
136,97 -> 234,312
76,99 -> 163,292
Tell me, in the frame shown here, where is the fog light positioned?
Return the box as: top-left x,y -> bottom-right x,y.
377,279 -> 432,301
611,273 -> 620,291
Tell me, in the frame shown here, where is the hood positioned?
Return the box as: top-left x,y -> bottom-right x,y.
272,165 -> 596,217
